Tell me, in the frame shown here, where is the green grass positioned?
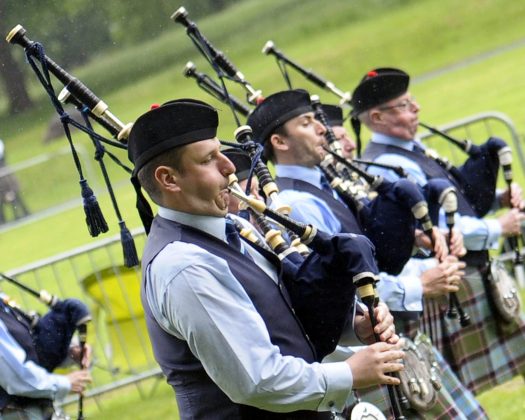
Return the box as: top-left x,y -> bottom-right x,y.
478,377 -> 525,420
61,378 -> 179,420
1,0 -> 525,417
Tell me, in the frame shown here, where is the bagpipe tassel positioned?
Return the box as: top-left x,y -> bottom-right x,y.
80,178 -> 108,237
119,220 -> 139,267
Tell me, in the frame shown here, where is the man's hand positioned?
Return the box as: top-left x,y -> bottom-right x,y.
69,344 -> 92,369
499,183 -> 524,210
499,208 -> 525,237
354,302 -> 399,345
414,227 -> 448,260
446,228 -> 466,257
66,370 -> 92,394
346,341 -> 404,389
421,256 -> 465,298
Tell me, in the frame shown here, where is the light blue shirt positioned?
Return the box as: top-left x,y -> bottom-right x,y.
276,165 -> 343,234
145,207 -> 354,413
366,133 -> 502,250
0,315 -> 71,402
275,164 -> 425,312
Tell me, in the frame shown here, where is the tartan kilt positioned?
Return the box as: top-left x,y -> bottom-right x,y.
420,265 -> 525,395
343,385 -> 393,419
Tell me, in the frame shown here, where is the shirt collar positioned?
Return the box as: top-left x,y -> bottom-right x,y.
275,164 -> 324,189
158,206 -> 227,242
371,132 -> 418,151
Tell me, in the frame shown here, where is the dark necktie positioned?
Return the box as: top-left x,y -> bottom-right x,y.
225,217 -> 253,261
320,173 -> 345,203
412,142 -> 427,156
319,174 -> 334,194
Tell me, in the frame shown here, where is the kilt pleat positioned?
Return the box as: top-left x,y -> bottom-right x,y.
421,266 -> 525,395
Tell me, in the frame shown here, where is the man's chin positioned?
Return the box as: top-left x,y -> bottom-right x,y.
214,200 -> 230,216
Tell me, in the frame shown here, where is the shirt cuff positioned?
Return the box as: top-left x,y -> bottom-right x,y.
398,276 -> 423,311
317,362 -> 353,412
484,218 -> 502,248
52,374 -> 72,401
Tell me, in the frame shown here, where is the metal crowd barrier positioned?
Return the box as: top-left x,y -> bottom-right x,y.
1,227 -> 164,413
419,111 -> 525,170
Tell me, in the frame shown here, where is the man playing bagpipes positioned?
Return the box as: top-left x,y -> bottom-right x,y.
245,89 -> 487,419
0,289 -> 92,420
127,99 -> 406,420
352,67 -> 525,395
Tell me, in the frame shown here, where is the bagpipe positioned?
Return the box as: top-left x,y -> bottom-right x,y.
0,272 -> 91,373
229,174 -> 410,420
6,26 -> 132,144
256,41 -> 468,270
427,180 -> 471,327
312,97 -> 440,275
174,22 -> 453,278
262,40 -> 352,106
316,98 -> 475,327
228,171 -> 379,361
227,127 -> 373,359
311,100 -> 474,328
420,122 -> 523,321
5,25 -> 139,268
226,120 -> 407,418
183,61 -> 253,117
419,121 -> 513,218
0,273 -> 90,420
172,7 -> 263,106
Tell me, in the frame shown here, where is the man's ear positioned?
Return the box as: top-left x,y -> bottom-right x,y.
154,166 -> 181,193
369,109 -> 384,125
270,133 -> 289,153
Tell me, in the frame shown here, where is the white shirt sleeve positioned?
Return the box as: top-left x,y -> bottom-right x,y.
0,319 -> 71,401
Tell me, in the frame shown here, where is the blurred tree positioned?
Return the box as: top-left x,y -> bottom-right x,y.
0,0 -> 241,115
105,0 -> 240,45
0,0 -> 33,114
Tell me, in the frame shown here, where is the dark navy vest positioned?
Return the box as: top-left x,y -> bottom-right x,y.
363,141 -> 488,266
276,177 -> 363,235
141,216 -> 331,420
0,301 -> 50,410
363,141 -> 477,217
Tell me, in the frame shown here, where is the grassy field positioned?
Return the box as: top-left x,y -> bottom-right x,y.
1,0 -> 525,418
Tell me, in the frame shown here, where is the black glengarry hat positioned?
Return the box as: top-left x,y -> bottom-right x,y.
128,99 -> 219,175
350,68 -> 409,116
222,148 -> 252,181
247,89 -> 313,144
320,104 -> 344,127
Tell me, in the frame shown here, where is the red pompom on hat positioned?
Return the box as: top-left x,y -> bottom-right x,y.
350,67 -> 409,116
150,103 -> 160,110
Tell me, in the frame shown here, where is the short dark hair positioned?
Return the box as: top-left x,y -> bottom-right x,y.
263,123 -> 288,163
137,147 -> 186,204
